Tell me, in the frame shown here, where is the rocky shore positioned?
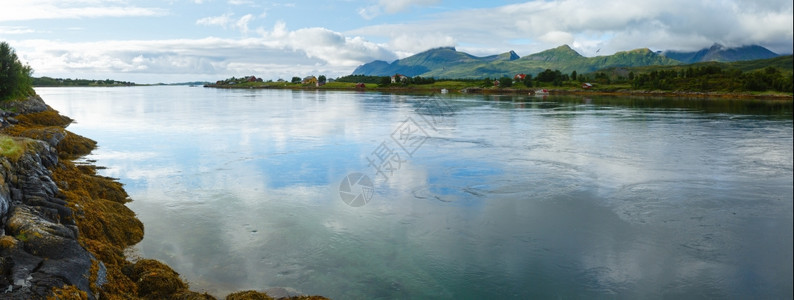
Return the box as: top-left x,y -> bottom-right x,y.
0,95 -> 328,299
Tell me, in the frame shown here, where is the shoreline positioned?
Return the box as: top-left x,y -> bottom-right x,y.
0,95 -> 327,299
203,84 -> 794,100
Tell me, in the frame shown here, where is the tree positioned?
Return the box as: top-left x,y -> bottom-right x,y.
318,75 -> 327,84
536,69 -> 557,82
482,77 -> 493,87
291,76 -> 301,84
498,76 -> 513,88
522,74 -> 533,87
0,42 -> 34,101
570,70 -> 577,81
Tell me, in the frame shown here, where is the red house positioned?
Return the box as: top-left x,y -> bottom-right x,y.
514,74 -> 526,81
582,83 -> 593,89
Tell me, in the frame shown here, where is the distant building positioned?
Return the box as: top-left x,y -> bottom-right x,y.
582,83 -> 593,89
514,74 -> 527,81
391,74 -> 408,83
355,82 -> 366,88
302,76 -> 317,85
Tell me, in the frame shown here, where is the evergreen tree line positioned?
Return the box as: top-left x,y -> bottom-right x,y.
340,65 -> 792,93
630,66 -> 793,93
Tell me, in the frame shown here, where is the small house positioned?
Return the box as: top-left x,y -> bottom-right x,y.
582,83 -> 593,89
390,74 -> 409,83
514,74 -> 527,81
355,83 -> 366,88
302,76 -> 317,85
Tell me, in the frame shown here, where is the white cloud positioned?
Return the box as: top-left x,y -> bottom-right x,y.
0,26 -> 36,35
236,14 -> 254,35
228,0 -> 253,5
539,31 -> 574,46
196,13 -> 255,34
381,0 -> 440,14
263,23 -> 397,67
357,6 -> 380,20
387,33 -> 456,58
358,0 -> 440,19
0,0 -> 167,21
12,22 -> 397,83
349,0 -> 793,56
5,0 -> 792,84
196,13 -> 235,28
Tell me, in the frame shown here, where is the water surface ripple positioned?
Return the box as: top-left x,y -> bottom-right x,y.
40,87 -> 792,299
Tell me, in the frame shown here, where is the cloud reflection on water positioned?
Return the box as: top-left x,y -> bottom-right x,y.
40,87 -> 793,299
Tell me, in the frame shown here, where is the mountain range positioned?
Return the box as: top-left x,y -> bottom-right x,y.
660,43 -> 779,64
352,44 -> 782,78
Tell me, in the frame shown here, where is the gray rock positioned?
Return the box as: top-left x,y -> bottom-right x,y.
0,95 -> 49,115
0,136 -> 95,299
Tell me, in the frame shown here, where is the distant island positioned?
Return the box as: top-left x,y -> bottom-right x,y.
32,77 -> 213,87
32,76 -> 136,87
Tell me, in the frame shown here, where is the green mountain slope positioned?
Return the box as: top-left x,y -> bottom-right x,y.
521,45 -> 586,62
422,46 -> 680,78
351,47 -> 521,77
661,43 -> 780,63
729,55 -> 793,72
600,55 -> 793,75
353,44 -> 682,79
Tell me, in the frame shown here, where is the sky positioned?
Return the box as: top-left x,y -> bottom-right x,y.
1,0 -> 792,84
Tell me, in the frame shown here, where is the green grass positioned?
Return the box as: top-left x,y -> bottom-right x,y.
321,82 -> 360,88
424,81 -> 478,90
15,233 -> 29,243
0,135 -> 26,161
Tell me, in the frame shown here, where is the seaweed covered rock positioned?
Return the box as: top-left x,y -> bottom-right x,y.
0,138 -> 96,298
226,290 -> 275,300
0,100 -> 110,299
127,259 -> 187,299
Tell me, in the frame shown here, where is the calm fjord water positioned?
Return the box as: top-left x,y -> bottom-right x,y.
40,86 -> 792,299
